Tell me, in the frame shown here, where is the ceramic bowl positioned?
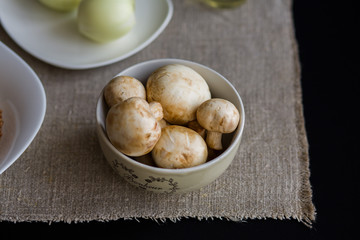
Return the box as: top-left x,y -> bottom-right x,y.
0,42 -> 46,174
96,58 -> 245,193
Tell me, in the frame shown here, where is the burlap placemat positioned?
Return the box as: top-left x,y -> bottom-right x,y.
0,0 -> 315,226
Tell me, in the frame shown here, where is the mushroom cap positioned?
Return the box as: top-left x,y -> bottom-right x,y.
104,75 -> 146,107
146,64 -> 211,125
106,97 -> 161,157
152,125 -> 208,169
197,98 -> 240,133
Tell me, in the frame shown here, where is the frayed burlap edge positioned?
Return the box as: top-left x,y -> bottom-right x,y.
0,212 -> 314,226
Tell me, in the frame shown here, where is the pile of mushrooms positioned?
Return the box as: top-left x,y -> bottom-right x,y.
104,64 -> 240,169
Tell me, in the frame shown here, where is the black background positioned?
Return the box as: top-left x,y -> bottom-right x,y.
1,0 -> 358,239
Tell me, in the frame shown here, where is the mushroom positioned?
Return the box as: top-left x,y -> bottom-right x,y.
104,75 -> 146,107
152,125 -> 208,169
146,64 -> 211,125
196,98 -> 240,150
106,97 -> 161,157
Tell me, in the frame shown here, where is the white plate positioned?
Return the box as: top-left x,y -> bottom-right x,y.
0,0 -> 173,69
0,41 -> 46,174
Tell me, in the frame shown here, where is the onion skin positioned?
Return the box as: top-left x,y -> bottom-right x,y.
38,0 -> 82,11
77,0 -> 136,43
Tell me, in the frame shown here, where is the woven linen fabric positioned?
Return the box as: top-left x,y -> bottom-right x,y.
0,0 -> 315,226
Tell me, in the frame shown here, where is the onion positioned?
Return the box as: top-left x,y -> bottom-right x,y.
77,0 -> 136,43
38,0 -> 82,11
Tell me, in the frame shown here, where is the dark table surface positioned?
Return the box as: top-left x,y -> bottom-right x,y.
2,0 -> 357,239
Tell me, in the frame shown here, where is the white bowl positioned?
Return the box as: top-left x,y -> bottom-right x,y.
96,59 -> 245,193
0,42 -> 46,174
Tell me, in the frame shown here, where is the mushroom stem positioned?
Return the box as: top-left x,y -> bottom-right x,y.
206,131 -> 223,150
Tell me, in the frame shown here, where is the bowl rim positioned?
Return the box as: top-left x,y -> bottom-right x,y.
96,58 -> 245,174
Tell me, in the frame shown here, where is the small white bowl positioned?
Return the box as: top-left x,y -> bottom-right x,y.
0,42 -> 46,174
96,59 -> 245,193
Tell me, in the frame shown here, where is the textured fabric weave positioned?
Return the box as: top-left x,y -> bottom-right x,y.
0,0 -> 315,226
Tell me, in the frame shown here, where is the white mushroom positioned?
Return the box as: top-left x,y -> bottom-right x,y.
146,64 -> 211,125
152,125 -> 208,169
196,98 -> 240,150
104,75 -> 146,107
106,97 -> 161,157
